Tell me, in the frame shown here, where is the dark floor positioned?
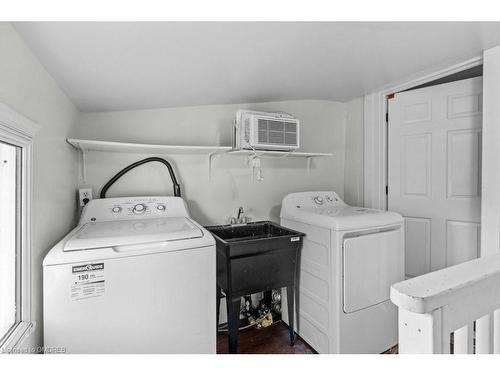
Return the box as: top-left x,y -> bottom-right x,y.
217,321 -> 398,354
382,345 -> 398,354
217,321 -> 316,354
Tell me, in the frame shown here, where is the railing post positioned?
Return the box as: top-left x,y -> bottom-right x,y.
398,308 -> 449,354
454,323 -> 474,354
494,309 -> 500,353
474,315 -> 492,353
392,254 -> 500,354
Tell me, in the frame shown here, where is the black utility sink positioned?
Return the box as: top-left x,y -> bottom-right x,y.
208,221 -> 301,251
209,221 -> 292,240
205,221 -> 305,354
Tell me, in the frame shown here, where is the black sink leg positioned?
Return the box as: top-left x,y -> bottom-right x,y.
263,290 -> 272,307
216,285 -> 221,331
287,285 -> 295,346
227,296 -> 241,354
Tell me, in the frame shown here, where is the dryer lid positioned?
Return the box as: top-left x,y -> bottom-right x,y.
64,216 -> 203,251
281,206 -> 403,231
280,191 -> 403,231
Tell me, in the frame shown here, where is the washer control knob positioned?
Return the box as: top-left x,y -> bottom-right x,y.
326,196 -> 333,203
313,196 -> 324,205
133,203 -> 146,214
157,204 -> 166,211
112,206 -> 122,213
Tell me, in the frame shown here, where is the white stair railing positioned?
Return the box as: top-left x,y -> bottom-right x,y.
391,253 -> 500,354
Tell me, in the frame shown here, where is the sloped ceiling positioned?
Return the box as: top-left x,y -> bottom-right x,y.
13,22 -> 500,112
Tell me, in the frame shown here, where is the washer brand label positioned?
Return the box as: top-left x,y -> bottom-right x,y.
72,263 -> 104,273
71,263 -> 105,301
290,237 -> 300,242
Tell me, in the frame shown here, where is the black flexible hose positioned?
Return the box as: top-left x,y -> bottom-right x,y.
100,157 -> 181,198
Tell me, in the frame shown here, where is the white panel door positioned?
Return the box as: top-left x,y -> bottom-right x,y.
388,77 -> 482,277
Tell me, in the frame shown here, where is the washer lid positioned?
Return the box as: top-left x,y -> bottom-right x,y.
64,216 -> 203,251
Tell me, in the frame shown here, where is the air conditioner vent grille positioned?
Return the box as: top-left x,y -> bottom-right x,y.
257,118 -> 298,146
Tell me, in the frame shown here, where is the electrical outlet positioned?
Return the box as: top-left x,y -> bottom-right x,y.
78,187 -> 93,207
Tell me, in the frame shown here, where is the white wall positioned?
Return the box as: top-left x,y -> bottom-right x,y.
0,23 -> 80,348
344,97 -> 364,206
77,100 -> 347,225
1,22 -> 366,349
481,45 -> 500,257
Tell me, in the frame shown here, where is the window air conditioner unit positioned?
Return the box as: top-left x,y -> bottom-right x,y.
234,110 -> 300,151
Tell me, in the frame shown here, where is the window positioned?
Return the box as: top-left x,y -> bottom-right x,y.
0,103 -> 39,351
0,141 -> 20,342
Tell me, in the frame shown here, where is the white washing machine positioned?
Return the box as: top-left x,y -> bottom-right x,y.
43,196 -> 216,353
280,191 -> 404,354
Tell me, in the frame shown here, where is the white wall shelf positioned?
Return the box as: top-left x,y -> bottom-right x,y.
67,138 -> 333,182
226,149 -> 332,158
67,138 -> 232,155
226,149 -> 333,175
67,138 -> 232,182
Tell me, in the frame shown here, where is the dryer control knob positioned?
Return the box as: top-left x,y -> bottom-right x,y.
133,203 -> 146,213
157,204 -> 166,211
112,206 -> 122,213
313,196 -> 324,205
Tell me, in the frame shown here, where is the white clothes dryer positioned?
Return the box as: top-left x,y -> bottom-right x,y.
280,191 -> 404,353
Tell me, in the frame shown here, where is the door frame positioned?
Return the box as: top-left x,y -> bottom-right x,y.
363,55 -> 483,210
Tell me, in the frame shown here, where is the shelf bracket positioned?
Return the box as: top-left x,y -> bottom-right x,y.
81,149 -> 88,184
306,156 -> 313,175
208,151 -> 216,182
